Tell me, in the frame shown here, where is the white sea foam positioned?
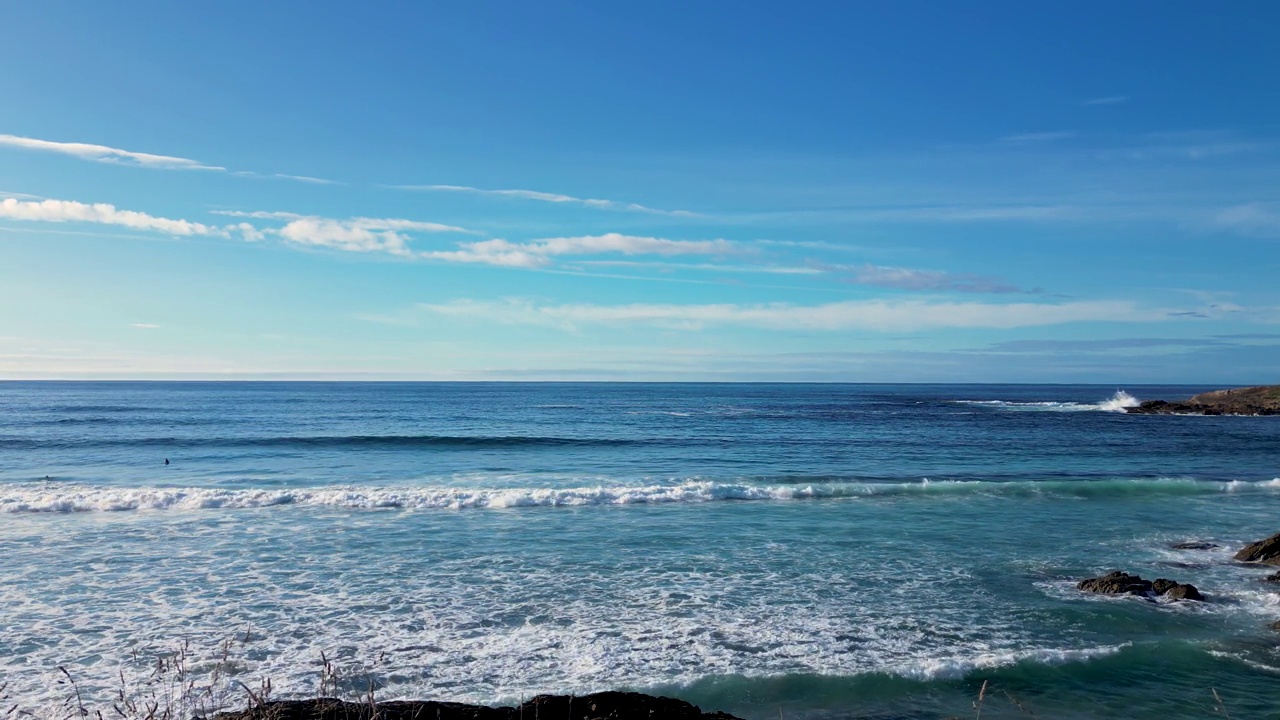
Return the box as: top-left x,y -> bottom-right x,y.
1097,390 -> 1141,411
0,481 -> 848,513
894,643 -> 1129,680
1208,650 -> 1280,674
0,514 -> 1138,716
957,390 -> 1140,413
5,476 -> 1279,514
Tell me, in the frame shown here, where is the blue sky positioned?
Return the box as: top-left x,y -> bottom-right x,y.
1,1 -> 1278,381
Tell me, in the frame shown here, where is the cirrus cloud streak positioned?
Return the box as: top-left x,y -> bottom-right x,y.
426,233 -> 736,268
394,184 -> 698,217
0,133 -> 223,170
411,297 -> 1167,332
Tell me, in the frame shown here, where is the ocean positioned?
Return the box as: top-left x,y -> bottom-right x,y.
1,382 -> 1277,718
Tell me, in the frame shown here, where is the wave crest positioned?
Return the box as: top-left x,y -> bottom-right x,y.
958,390 -> 1140,413
4,477 -> 1278,514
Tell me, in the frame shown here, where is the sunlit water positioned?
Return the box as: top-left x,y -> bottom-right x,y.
1,382 -> 1277,719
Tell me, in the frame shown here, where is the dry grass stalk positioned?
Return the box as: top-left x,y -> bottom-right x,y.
1001,689 -> 1036,718
1211,688 -> 1231,720
971,679 -> 989,720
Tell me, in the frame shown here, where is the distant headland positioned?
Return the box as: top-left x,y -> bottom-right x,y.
1126,385 -> 1280,416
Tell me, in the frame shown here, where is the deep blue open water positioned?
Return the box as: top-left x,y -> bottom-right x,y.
1,382 -> 1278,718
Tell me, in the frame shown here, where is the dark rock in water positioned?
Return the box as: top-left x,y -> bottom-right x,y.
1077,571 -> 1202,601
1235,532 -> 1280,566
1164,583 -> 1204,601
1078,571 -> 1153,596
215,699 -> 508,720
1264,572 -> 1280,583
1170,541 -> 1219,550
1125,385 -> 1280,416
1158,561 -> 1208,570
213,693 -> 744,720
521,694 -> 741,720
1126,400 -> 1189,415
1270,621 -> 1280,632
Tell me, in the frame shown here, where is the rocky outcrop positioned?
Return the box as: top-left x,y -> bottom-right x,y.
1163,584 -> 1205,601
1263,572 -> 1280,583
214,693 -> 744,720
1126,386 -> 1280,416
1234,532 -> 1280,566
1078,571 -> 1153,595
1076,571 -> 1203,601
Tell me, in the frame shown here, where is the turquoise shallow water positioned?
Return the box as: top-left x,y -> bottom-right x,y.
1,382 -> 1278,718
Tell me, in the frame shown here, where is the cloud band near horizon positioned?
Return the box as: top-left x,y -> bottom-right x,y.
407,297 -> 1170,332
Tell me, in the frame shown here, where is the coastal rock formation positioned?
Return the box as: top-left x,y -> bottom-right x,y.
1078,571 -> 1152,595
1125,385 -> 1280,416
214,693 -> 745,720
1163,584 -> 1205,601
1076,571 -> 1202,601
1234,532 -> 1280,566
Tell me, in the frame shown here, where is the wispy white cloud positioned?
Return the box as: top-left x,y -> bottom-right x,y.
1094,140 -> 1264,162
985,337 -> 1244,353
0,190 -> 44,200
734,205 -> 1075,224
393,184 -> 699,217
214,210 -> 476,255
213,210 -> 306,220
272,173 -> 340,185
0,133 -> 223,170
1083,95 -> 1129,106
841,264 -> 1038,294
576,259 -> 822,275
1213,202 -> 1280,237
0,133 -> 340,184
999,131 -> 1078,144
412,298 -> 1165,332
0,199 -> 468,257
0,197 -> 225,236
425,233 -> 734,268
276,217 -> 469,255
130,323 -> 160,330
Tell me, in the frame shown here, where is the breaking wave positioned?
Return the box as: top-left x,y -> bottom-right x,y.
5,476 -> 1278,514
958,390 -> 1141,413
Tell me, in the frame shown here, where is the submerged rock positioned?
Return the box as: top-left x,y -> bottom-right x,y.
1077,571 -> 1202,601
213,692 -> 745,720
1234,532 -> 1280,566
1263,572 -> 1280,583
1158,561 -> 1209,570
1170,541 -> 1219,550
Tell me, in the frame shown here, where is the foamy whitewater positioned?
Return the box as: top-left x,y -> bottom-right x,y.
955,389 -> 1142,412
2,382 -> 1278,719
